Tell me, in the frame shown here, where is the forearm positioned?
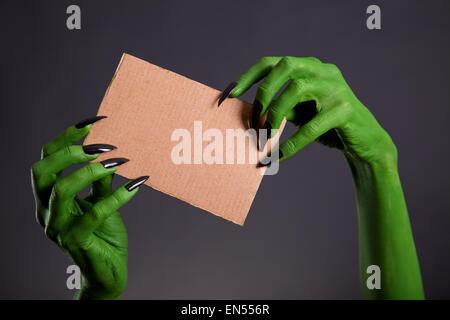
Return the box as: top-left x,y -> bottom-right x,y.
345,151 -> 424,299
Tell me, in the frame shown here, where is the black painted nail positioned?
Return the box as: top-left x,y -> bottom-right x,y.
125,175 -> 149,191
264,122 -> 272,139
218,82 -> 237,107
252,100 -> 263,130
75,116 -> 107,129
257,160 -> 271,168
259,122 -> 272,151
100,157 -> 129,169
83,144 -> 117,155
257,149 -> 283,168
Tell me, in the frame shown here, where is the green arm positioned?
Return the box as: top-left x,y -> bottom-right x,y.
225,56 -> 424,299
346,151 -> 424,299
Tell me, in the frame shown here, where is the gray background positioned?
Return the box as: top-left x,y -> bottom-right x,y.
1,0 -> 449,299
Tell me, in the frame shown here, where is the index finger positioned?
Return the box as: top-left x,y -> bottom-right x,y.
41,116 -> 106,158
230,57 -> 282,98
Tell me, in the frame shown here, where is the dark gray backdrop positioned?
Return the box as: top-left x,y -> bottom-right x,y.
1,0 -> 449,299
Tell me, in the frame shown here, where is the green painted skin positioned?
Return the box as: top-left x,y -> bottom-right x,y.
32,56 -> 424,299
31,125 -> 139,299
230,56 -> 425,299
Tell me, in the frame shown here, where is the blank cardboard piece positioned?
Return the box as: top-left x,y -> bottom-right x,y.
85,53 -> 284,225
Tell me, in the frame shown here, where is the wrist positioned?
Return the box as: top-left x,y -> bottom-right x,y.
344,137 -> 405,222
345,148 -> 400,200
344,129 -> 398,177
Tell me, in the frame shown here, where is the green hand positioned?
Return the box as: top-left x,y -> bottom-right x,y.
31,117 -> 148,299
223,56 -> 424,299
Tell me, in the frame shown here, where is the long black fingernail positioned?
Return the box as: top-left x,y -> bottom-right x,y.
83,144 -> 117,155
75,116 -> 107,129
257,149 -> 283,168
101,157 -> 129,169
257,160 -> 271,168
259,122 -> 272,151
252,100 -> 263,130
218,82 -> 237,107
264,122 -> 272,139
125,175 -> 149,191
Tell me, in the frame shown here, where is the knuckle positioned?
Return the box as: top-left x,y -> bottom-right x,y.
52,182 -> 62,197
306,56 -> 322,63
258,56 -> 273,66
334,87 -> 352,105
57,232 -> 70,249
257,83 -> 273,96
53,180 -> 68,199
333,80 -> 347,92
91,204 -> 105,221
324,63 -> 342,77
336,102 -> 354,124
268,104 -> 284,121
340,101 -> 353,116
291,79 -> 309,91
62,145 -> 81,159
31,161 -> 41,176
238,72 -> 249,84
298,58 -> 319,76
112,192 -> 124,206
303,121 -> 320,138
57,230 -> 81,251
280,56 -> 297,69
45,226 -> 58,242
83,163 -> 96,178
389,141 -> 399,161
62,146 -> 72,157
41,144 -> 50,157
285,139 -> 298,154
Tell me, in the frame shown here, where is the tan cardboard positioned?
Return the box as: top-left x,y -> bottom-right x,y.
84,53 -> 284,225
